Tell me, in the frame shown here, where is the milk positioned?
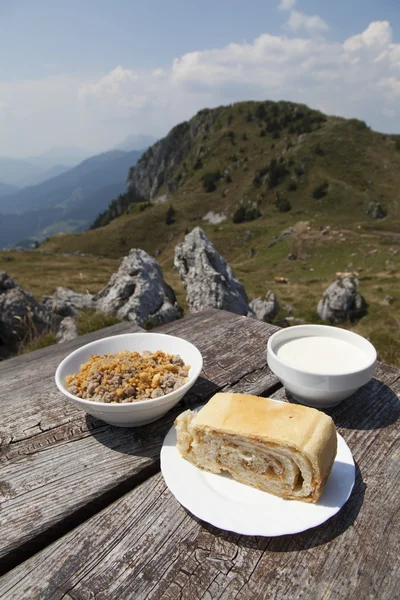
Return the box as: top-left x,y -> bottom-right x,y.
275,336 -> 370,374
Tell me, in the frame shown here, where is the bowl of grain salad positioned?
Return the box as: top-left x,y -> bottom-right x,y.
55,332 -> 203,427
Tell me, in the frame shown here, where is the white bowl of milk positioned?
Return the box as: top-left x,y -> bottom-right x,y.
267,325 -> 377,408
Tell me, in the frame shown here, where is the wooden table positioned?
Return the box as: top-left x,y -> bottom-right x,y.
0,309 -> 399,599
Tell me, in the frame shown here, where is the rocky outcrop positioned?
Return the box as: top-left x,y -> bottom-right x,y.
127,108 -> 224,200
0,271 -> 57,358
56,317 -> 78,343
94,249 -> 183,327
174,227 -> 250,315
366,202 -> 386,219
44,249 -> 182,329
249,291 -> 280,323
317,275 -> 366,323
43,288 -> 93,317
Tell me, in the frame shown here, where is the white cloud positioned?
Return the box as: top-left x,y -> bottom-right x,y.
278,0 -> 296,11
344,21 -> 392,52
2,20 -> 400,156
286,10 -> 329,33
79,66 -> 147,115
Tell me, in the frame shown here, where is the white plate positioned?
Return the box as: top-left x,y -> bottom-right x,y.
161,411 -> 355,536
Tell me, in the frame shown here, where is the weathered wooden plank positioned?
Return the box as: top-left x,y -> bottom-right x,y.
0,365 -> 398,599
0,310 -> 280,566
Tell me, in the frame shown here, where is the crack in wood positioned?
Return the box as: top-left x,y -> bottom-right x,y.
0,461 -> 160,577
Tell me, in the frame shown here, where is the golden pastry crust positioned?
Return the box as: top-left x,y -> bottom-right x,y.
175,393 -> 337,502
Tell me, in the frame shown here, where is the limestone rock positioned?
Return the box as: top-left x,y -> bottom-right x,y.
56,317 -> 79,343
0,271 -> 54,358
174,227 -> 250,315
317,276 -> 366,323
249,291 -> 280,323
366,202 -> 386,219
202,211 -> 227,225
94,248 -> 183,327
43,287 -> 94,317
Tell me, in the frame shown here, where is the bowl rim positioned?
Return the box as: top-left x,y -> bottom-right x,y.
55,331 -> 203,409
267,324 -> 377,378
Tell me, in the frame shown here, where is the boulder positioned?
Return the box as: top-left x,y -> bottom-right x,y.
56,317 -> 79,343
366,202 -> 386,219
0,271 -> 55,358
174,227 -> 250,315
317,275 -> 366,323
249,291 -> 280,323
94,248 -> 183,327
44,249 -> 183,329
43,288 -> 94,317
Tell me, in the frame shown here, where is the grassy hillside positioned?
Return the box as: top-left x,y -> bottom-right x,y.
10,100 -> 400,366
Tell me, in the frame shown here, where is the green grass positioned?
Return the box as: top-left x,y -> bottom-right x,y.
76,309 -> 121,335
20,332 -> 58,354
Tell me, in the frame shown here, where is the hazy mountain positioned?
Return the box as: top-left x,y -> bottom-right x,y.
18,164 -> 71,188
0,157 -> 43,187
115,134 -> 158,152
0,181 -> 19,196
0,149 -> 143,247
27,146 -> 91,169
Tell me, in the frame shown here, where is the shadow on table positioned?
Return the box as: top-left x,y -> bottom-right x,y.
191,461 -> 365,552
85,376 -> 219,457
278,378 -> 400,430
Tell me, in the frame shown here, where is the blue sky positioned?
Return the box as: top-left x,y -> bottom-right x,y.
1,0 -> 400,156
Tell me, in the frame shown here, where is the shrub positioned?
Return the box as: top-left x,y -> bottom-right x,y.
202,170 -> 221,192
233,206 -> 261,223
287,181 -> 297,192
348,118 -> 369,131
395,138 -> 400,151
252,166 -> 269,187
165,205 -> 176,224
90,187 -> 145,229
225,130 -> 235,144
275,195 -> 292,212
313,182 -> 329,199
314,143 -> 325,156
266,119 -> 280,134
225,174 -> 232,183
193,157 -> 203,170
255,104 -> 267,120
259,129 -> 266,137
233,206 -> 246,223
268,158 -> 288,189
242,133 -> 248,141
272,130 -> 281,140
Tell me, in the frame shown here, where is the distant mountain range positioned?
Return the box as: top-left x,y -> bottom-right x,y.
0,181 -> 19,196
0,135 -> 157,188
0,148 -> 144,247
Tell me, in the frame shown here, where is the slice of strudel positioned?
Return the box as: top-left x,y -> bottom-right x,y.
175,393 -> 337,503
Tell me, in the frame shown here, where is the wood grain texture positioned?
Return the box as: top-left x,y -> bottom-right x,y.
0,358 -> 399,599
0,310 -> 280,565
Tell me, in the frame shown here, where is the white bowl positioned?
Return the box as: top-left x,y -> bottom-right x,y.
55,332 -> 203,427
267,325 -> 377,408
